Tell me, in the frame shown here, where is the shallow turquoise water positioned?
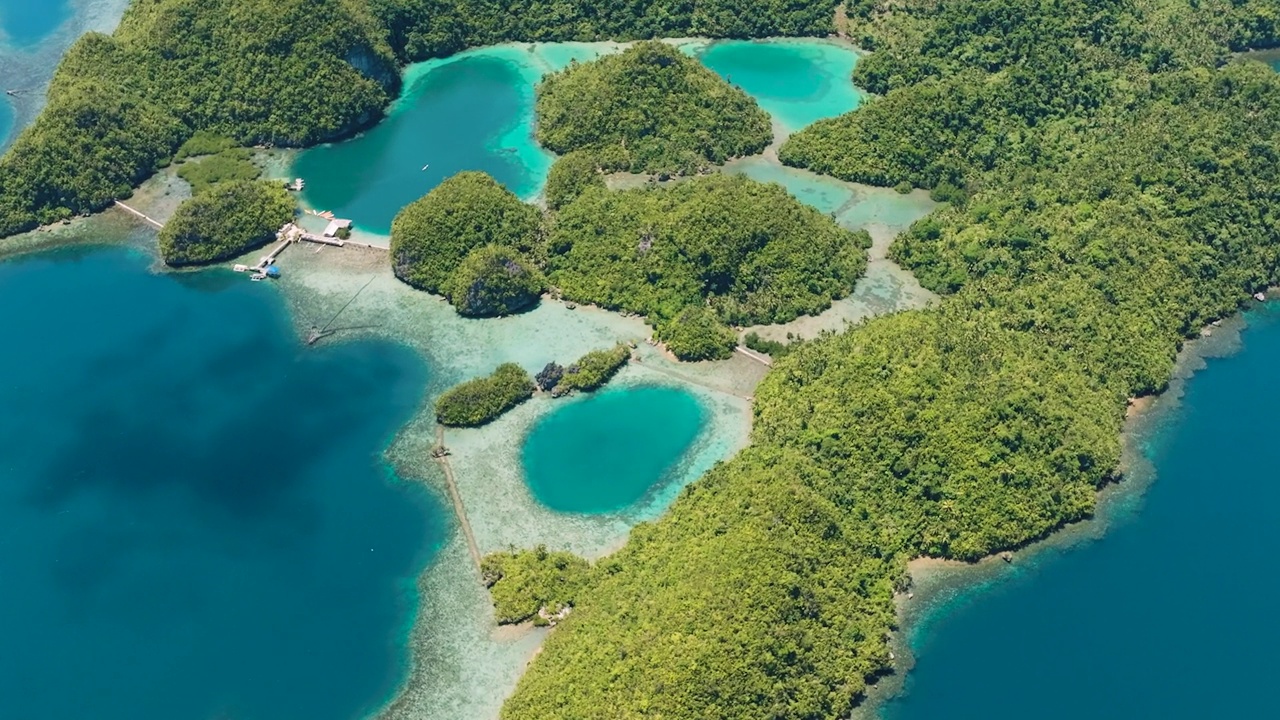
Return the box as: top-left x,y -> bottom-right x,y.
0,245 -> 446,720
522,386 -> 706,514
0,0 -> 68,46
697,40 -> 861,133
0,0 -> 72,143
293,48 -> 553,235
882,306 -> 1280,718
292,40 -> 862,235
0,94 -> 11,145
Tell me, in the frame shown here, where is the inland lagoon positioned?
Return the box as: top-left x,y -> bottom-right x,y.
877,308 -> 1280,719
289,38 -> 865,238
0,243 -> 445,720
694,39 -> 862,133
292,48 -> 554,236
290,43 -> 619,236
522,385 -> 707,514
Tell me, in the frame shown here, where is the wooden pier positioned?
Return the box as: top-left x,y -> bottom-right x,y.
734,345 -> 773,367
432,425 -> 484,575
113,200 -> 165,230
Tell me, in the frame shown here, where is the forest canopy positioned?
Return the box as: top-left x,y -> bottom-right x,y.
547,173 -> 870,334
443,244 -> 546,317
499,2 -> 1280,718
390,172 -> 542,294
535,41 -> 773,174
158,181 -> 294,267
0,0 -> 836,242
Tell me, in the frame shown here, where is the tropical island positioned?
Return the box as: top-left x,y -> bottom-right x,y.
2,0 -> 1279,719
536,41 -> 773,174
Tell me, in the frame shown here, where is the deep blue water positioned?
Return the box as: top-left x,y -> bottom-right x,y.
883,306 -> 1280,718
0,0 -> 69,46
522,386 -> 705,514
0,246 -> 446,720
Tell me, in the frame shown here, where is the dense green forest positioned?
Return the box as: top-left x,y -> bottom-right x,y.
559,345 -> 632,392
435,363 -> 535,427
544,151 -> 606,210
158,181 -> 293,266
536,41 -> 772,174
442,244 -> 546,317
482,545 -> 593,625
0,0 -> 834,240
547,174 -> 870,357
499,1 -> 1280,718
390,172 -> 542,294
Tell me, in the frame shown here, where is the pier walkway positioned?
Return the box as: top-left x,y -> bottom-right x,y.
432,425 -> 484,575
734,345 -> 773,367
113,200 -> 164,229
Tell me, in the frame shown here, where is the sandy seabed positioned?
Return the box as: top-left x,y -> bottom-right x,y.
264,241 -> 765,720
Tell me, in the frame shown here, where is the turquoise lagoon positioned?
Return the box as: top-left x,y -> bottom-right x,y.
0,0 -> 69,47
881,308 -> 1280,719
0,244 -> 446,720
695,39 -> 861,133
291,39 -> 863,235
522,386 -> 706,514
291,44 -> 620,235
293,48 -> 555,235
0,0 -> 70,144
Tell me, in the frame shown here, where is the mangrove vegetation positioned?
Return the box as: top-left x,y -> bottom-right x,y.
559,345 -> 632,393
482,545 -> 592,626
176,149 -> 261,194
